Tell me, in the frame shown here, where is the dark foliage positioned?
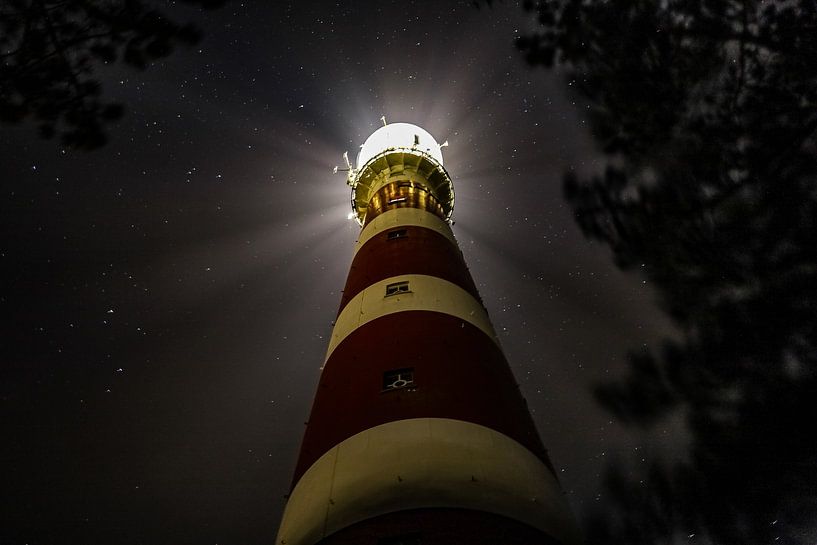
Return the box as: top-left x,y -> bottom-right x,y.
513,1 -> 817,543
0,0 -> 226,149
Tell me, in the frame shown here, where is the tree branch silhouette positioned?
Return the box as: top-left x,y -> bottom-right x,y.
499,1 -> 817,543
0,0 -> 226,149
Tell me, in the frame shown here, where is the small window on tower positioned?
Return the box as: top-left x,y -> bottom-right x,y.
383,368 -> 415,391
387,229 -> 407,240
385,281 -> 410,296
388,196 -> 407,205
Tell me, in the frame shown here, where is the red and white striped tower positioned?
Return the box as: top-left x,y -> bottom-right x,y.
277,122 -> 581,545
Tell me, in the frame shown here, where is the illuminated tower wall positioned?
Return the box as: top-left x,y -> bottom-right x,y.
276,123 -> 580,545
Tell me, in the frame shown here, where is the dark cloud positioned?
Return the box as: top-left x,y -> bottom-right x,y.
1,2 -> 680,543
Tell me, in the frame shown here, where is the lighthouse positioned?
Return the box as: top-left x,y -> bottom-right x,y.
276,122 -> 581,545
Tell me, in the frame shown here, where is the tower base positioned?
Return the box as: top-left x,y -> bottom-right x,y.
316,508 -> 562,545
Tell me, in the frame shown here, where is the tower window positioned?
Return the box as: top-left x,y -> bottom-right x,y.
388,196 -> 407,204
387,229 -> 407,240
383,368 -> 415,391
385,281 -> 409,296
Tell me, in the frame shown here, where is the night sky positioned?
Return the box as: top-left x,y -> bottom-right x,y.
3,2 -> 683,543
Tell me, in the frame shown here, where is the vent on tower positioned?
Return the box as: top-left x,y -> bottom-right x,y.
387,229 -> 408,240
383,368 -> 415,391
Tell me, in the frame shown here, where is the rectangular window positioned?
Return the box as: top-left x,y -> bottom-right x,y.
387,229 -> 407,240
385,281 -> 409,296
383,368 -> 415,391
387,197 -> 407,204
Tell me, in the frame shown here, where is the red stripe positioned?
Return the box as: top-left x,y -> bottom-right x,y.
339,226 -> 480,313
315,507 -> 562,545
292,311 -> 553,485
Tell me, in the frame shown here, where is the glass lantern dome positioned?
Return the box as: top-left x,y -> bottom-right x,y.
355,122 -> 445,169
343,121 -> 453,226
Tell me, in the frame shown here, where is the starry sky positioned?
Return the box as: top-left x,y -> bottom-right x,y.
3,2 -> 683,544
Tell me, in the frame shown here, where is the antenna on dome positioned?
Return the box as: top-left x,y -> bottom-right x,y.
333,151 -> 352,174
380,115 -> 387,127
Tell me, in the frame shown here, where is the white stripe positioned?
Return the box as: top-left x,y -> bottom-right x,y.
277,418 -> 582,545
326,275 -> 496,362
354,207 -> 457,256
